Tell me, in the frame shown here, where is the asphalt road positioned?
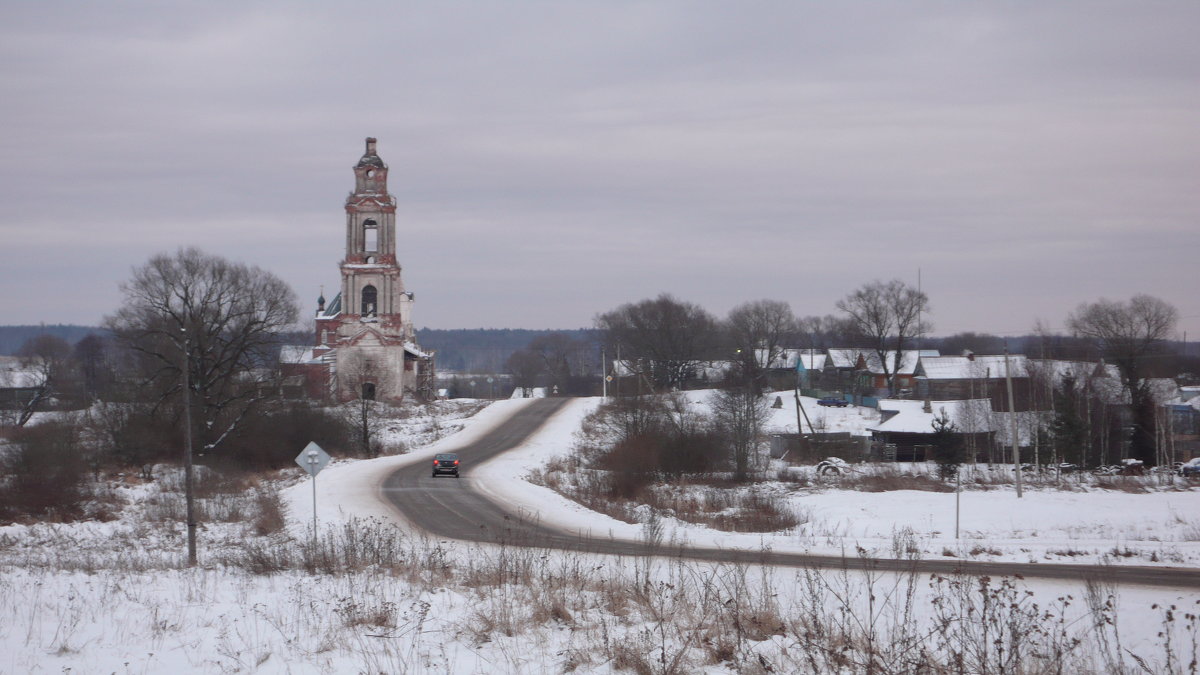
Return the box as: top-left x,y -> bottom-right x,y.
381,398 -> 1200,590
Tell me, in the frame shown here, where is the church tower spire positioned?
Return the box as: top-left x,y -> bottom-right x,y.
335,136 -> 413,336
344,136 -> 398,266
306,137 -> 430,403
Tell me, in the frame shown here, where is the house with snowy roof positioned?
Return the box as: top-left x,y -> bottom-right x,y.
914,352 -> 1036,411
866,398 -> 995,462
859,350 -> 935,396
824,348 -> 863,373
817,348 -> 938,398
0,355 -> 45,411
753,348 -> 827,387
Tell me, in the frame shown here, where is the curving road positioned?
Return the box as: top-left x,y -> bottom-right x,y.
381,398 -> 1200,590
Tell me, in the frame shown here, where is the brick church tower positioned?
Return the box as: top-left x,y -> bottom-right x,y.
309,138 -> 430,401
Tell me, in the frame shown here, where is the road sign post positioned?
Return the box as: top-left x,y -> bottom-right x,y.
294,442 -> 331,546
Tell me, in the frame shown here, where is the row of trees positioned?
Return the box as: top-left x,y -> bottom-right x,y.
572,282 -> 931,483
505,332 -> 595,396
591,279 -> 930,397
580,286 -> 1183,469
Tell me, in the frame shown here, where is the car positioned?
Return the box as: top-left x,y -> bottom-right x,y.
432,453 -> 460,478
816,397 -> 850,407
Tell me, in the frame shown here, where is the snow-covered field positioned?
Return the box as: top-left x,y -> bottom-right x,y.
2,396 -> 1199,673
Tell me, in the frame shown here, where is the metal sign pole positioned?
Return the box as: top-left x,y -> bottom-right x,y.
295,442 -> 331,551
955,466 -> 961,539
310,453 -> 318,541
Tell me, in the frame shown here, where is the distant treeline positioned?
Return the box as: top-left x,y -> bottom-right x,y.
416,328 -> 599,373
0,325 -> 102,355
1,325 -> 1191,378
0,325 -> 600,372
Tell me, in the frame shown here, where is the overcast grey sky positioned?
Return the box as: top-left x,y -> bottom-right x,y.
1,2 -> 1197,338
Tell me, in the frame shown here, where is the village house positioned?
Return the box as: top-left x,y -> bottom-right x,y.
914,352 -> 1036,411
867,398 -> 994,462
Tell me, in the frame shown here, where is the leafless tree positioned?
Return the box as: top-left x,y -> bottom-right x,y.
1067,294 -> 1178,464
337,351 -> 393,457
104,247 -> 299,455
595,293 -> 719,391
725,299 -> 797,393
798,314 -> 862,349
505,348 -> 544,398
712,384 -> 770,481
836,279 -> 931,396
71,333 -> 115,402
527,332 -> 588,394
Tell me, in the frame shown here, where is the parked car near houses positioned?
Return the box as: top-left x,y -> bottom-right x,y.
817,397 -> 850,407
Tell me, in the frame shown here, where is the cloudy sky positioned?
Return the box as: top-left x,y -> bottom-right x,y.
2,2 -> 1197,339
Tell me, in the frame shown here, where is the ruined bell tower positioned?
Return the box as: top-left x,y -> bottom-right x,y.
313,138 -> 428,401
338,137 -> 413,335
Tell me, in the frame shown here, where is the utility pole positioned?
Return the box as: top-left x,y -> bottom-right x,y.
917,267 -> 922,352
793,372 -> 813,435
181,327 -> 198,566
615,344 -> 621,398
601,346 -> 607,398
1004,342 -> 1023,498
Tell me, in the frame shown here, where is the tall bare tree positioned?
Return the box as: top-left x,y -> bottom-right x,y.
798,314 -> 862,349
836,279 -> 931,396
712,384 -> 770,481
505,348 -> 544,397
337,351 -> 395,457
595,294 -> 719,391
71,333 -> 115,402
527,332 -> 588,394
1067,294 -> 1178,464
105,247 -> 299,454
725,299 -> 797,393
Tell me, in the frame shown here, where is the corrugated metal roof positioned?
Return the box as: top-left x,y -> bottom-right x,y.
918,355 -> 1029,379
861,350 -> 925,375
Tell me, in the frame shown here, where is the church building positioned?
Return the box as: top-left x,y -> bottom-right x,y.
284,138 -> 432,401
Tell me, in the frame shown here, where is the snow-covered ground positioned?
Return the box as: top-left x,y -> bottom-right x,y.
3,396 -> 1199,673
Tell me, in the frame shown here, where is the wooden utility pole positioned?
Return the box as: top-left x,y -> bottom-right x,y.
1004,343 -> 1023,498
601,347 -> 607,398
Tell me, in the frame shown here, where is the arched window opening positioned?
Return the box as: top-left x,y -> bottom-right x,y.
362,382 -> 376,400
363,219 -> 378,253
361,285 -> 377,316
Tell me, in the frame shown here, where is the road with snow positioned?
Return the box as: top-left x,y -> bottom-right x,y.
381,398 -> 1200,589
